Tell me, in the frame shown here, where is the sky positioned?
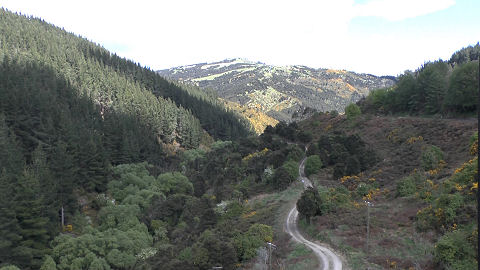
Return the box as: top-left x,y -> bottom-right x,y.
1,0 -> 479,76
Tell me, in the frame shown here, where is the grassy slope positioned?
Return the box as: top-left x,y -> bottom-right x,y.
295,113 -> 477,269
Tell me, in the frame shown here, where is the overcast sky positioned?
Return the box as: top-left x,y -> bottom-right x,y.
2,0 -> 479,76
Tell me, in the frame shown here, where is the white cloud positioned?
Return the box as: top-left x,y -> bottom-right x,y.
0,0 -> 469,75
353,0 -> 456,21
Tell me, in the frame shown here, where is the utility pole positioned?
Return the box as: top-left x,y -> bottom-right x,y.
61,205 -> 64,228
364,201 -> 373,261
267,242 -> 277,270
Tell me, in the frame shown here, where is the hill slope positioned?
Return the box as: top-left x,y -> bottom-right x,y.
0,9 -> 252,145
158,59 -> 396,127
0,9 -> 250,268
294,112 -> 477,269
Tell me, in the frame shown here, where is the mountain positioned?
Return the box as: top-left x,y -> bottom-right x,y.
158,59 -> 395,132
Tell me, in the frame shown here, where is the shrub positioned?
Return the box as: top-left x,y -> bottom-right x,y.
433,224 -> 478,270
333,163 -> 346,180
345,156 -> 361,175
233,224 -> 273,261
271,166 -> 295,190
282,160 -> 299,180
469,132 -> 478,155
285,144 -> 304,162
297,130 -> 313,143
345,103 -> 361,120
305,155 -> 323,176
297,187 -> 322,223
306,143 -> 318,156
421,145 -> 444,170
396,175 -> 417,197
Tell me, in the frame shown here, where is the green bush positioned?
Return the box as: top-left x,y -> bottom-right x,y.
345,103 -> 361,120
271,166 -> 295,191
396,175 -> 417,197
356,183 -> 370,198
282,160 -> 299,180
433,225 -> 478,270
305,155 -> 323,176
233,224 -> 273,261
297,187 -> 323,223
285,144 -> 304,162
421,145 -> 444,170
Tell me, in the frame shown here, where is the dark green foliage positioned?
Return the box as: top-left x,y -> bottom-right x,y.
421,145 -> 444,170
296,187 -> 323,223
433,224 -> 477,270
13,170 -> 50,269
314,132 -> 376,179
282,160 -> 300,180
333,163 -> 346,180
284,144 -> 304,162
39,256 -> 56,270
449,43 -> 480,66
0,8 -> 250,150
345,103 -> 361,120
0,9 -> 253,268
273,121 -> 298,141
444,61 -> 479,113
190,230 -> 238,270
345,156 -> 360,176
272,166 -> 296,191
360,45 -> 479,116
297,130 -> 313,143
305,155 -> 323,176
233,224 -> 273,261
396,173 -> 423,197
306,143 -> 318,156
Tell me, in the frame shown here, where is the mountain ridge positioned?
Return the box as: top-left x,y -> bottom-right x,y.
158,58 -> 396,132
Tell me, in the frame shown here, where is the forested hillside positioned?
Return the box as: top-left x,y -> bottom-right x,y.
0,8 -> 251,145
359,44 -> 479,116
0,9 -> 252,270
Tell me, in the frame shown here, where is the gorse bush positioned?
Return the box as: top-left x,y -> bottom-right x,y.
421,145 -> 444,170
396,172 -> 424,197
433,224 -> 478,270
233,224 -> 273,261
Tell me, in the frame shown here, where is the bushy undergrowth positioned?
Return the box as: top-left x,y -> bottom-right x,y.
304,155 -> 323,176
421,145 -> 445,171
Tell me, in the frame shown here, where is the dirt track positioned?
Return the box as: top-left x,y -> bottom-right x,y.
284,157 -> 343,270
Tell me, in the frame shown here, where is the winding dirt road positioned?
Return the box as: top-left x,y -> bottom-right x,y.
284,157 -> 343,270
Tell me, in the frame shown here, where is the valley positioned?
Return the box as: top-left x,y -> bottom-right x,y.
0,7 -> 478,270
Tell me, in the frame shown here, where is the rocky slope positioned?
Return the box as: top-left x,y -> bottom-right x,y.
158,59 -> 396,131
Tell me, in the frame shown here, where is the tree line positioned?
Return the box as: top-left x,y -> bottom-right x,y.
359,44 -> 479,116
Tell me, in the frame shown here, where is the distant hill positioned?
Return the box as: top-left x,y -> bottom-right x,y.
158,59 -> 395,131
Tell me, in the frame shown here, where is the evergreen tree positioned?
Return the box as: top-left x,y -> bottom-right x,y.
13,170 -> 50,269
297,187 -> 322,224
444,61 -> 479,113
